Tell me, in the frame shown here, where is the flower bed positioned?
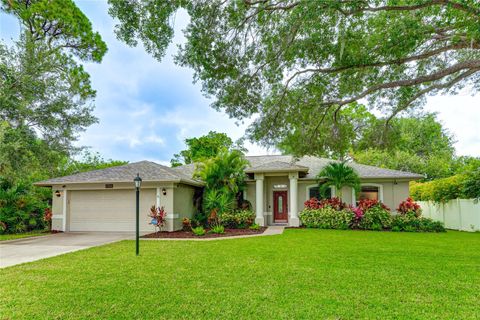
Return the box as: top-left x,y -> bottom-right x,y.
299,197 -> 445,232
141,227 -> 267,239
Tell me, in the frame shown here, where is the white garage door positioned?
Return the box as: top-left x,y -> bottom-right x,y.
69,189 -> 156,232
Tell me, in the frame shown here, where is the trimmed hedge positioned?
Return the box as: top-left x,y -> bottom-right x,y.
299,207 -> 354,230
410,170 -> 480,202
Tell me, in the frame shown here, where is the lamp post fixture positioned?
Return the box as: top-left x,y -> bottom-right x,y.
134,173 -> 142,256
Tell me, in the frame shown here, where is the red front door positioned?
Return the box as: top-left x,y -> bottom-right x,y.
273,191 -> 288,222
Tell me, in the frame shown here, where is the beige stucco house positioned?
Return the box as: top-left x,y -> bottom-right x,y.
35,155 -> 422,232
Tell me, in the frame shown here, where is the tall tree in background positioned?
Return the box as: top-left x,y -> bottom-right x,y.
171,131 -> 245,167
0,0 -> 107,180
276,103 -> 377,159
108,0 -> 480,152
352,113 -> 457,180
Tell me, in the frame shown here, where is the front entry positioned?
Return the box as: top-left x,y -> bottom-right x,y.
273,191 -> 288,223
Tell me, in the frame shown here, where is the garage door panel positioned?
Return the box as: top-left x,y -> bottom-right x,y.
69,189 -> 156,232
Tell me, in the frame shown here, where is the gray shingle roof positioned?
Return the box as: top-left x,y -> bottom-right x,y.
35,155 -> 422,187
244,155 -> 423,179
245,161 -> 309,173
34,161 -> 204,186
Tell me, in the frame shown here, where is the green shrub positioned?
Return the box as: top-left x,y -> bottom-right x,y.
391,215 -> 446,232
249,223 -> 260,230
462,168 -> 480,199
0,179 -> 49,234
209,225 -> 225,234
192,226 -> 206,236
358,205 -> 392,230
299,207 -> 354,229
220,210 -> 255,228
410,175 -> 467,202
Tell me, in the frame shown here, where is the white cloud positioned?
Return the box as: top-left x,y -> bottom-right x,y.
424,94 -> 480,157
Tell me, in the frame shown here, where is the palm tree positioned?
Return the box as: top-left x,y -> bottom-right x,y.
316,162 -> 360,200
194,149 -> 248,215
194,148 -> 248,194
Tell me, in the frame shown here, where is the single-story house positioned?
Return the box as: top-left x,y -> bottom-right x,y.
35,155 -> 422,232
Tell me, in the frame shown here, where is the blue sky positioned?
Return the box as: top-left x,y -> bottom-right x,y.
1,1 -> 479,164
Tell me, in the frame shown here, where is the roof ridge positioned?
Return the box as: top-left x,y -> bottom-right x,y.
350,161 -> 422,176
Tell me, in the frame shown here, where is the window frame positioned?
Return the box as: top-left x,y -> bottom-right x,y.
352,183 -> 384,203
305,184 -> 336,201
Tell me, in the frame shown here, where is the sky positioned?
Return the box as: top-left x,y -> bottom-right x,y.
1,1 -> 479,165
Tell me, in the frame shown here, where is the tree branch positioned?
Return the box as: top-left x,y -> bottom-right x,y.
322,59 -> 480,107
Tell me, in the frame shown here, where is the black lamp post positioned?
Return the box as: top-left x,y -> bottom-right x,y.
134,173 -> 142,256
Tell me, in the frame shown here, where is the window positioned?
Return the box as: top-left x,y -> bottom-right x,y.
278,195 -> 283,213
359,186 -> 379,201
354,184 -> 383,203
307,185 -> 332,200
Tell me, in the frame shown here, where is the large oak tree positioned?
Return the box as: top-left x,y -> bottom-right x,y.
108,0 -> 480,152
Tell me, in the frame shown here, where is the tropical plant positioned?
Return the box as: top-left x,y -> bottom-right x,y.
194,149 -> 248,219
316,162 -> 360,200
194,149 -> 248,194
182,218 -> 191,231
203,189 -> 235,218
209,225 -> 225,234
44,208 -> 52,231
397,198 -> 422,217
192,226 -> 206,236
249,223 -> 260,231
304,197 -> 348,211
148,206 -> 167,233
357,199 -> 390,213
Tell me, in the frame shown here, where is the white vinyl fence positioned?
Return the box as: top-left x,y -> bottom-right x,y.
418,199 -> 480,232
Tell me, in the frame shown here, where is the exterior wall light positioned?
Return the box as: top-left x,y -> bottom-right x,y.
162,188 -> 167,195
55,190 -> 61,197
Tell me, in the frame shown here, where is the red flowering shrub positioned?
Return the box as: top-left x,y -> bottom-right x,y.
352,206 -> 364,220
397,198 -> 422,217
182,218 -> 192,231
208,208 -> 220,227
148,205 -> 167,232
44,208 -> 53,231
304,197 -> 348,210
357,199 -> 390,212
304,197 -> 322,209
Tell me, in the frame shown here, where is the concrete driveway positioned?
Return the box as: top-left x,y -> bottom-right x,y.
0,232 -> 133,268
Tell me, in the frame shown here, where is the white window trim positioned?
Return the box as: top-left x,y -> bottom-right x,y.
305,184 -> 336,201
352,183 -> 384,203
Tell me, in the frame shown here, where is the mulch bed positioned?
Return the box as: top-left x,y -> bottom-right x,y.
142,227 -> 267,239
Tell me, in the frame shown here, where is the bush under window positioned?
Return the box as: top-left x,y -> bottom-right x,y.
299,207 -> 354,230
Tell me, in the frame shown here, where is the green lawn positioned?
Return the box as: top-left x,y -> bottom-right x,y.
1,230 -> 479,319
0,230 -> 49,241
